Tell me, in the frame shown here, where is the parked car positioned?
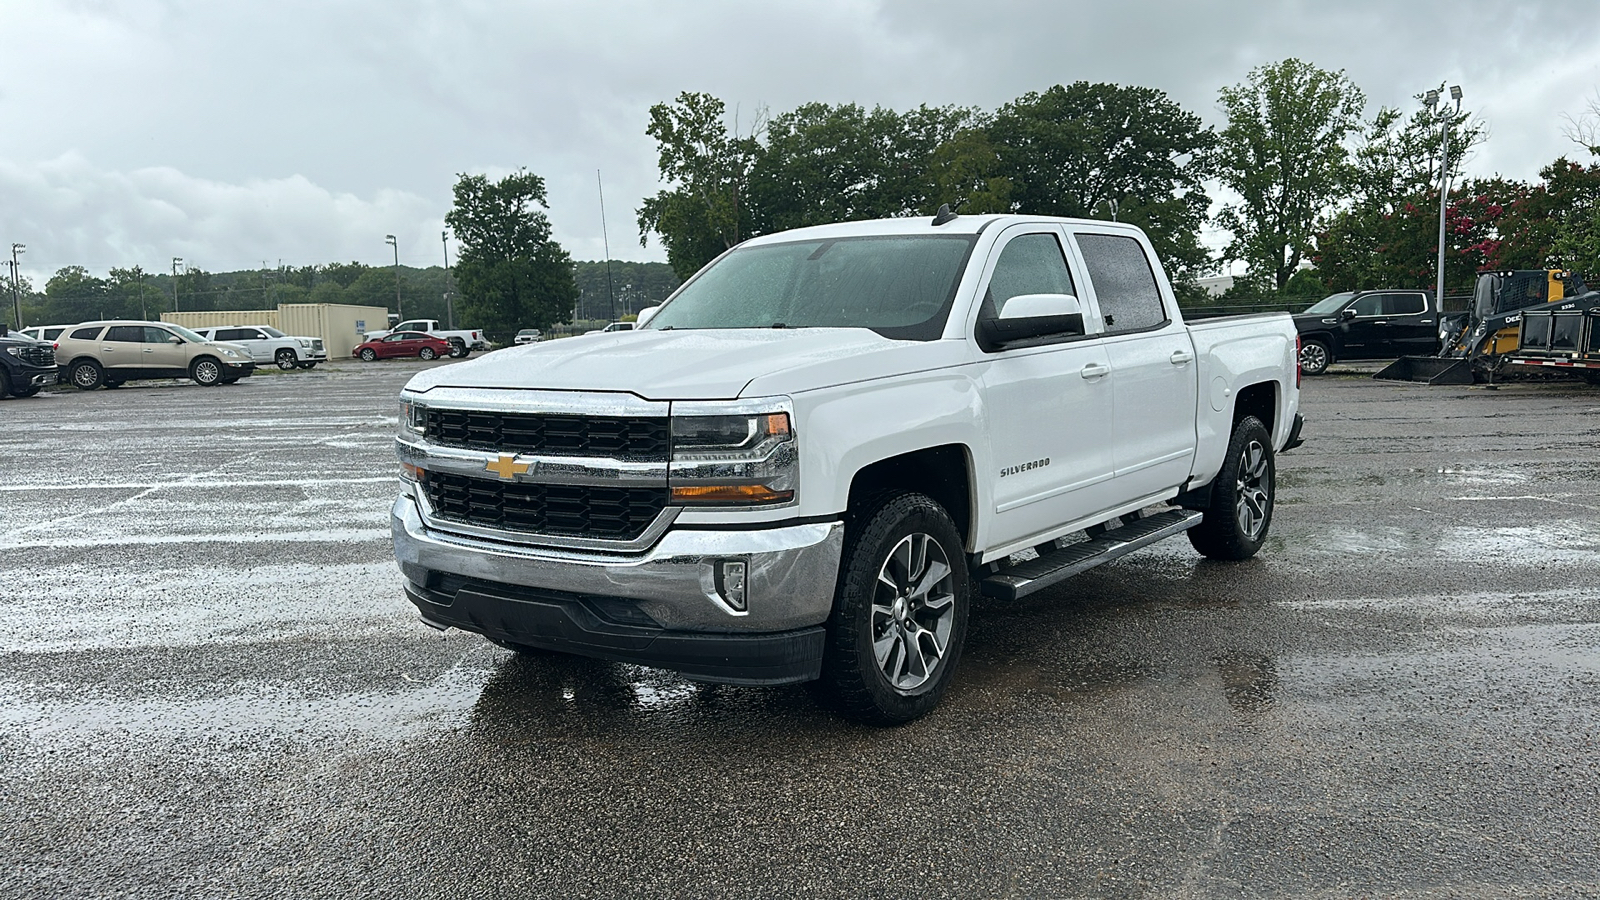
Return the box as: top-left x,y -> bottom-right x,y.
361,319 -> 487,356
392,211 -> 1303,723
0,324 -> 57,398
513,328 -> 542,345
193,325 -> 328,370
17,325 -> 70,344
584,321 -> 635,335
54,320 -> 256,389
1293,289 -> 1439,375
353,331 -> 453,361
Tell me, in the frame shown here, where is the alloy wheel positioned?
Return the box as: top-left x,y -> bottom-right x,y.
1234,439 -> 1270,540
870,532 -> 956,692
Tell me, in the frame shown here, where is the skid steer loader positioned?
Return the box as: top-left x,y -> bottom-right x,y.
1375,269 -> 1588,384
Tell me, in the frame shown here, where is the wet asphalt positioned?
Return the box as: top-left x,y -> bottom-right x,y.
1,358 -> 1598,899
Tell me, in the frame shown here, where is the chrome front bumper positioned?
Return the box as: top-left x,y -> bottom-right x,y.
391,494 -> 843,633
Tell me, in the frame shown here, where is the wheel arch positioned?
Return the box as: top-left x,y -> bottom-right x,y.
845,444 -> 976,550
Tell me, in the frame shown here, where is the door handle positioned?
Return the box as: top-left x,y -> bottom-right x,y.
1081,363 -> 1110,380
142,348 -> 155,353
102,348 -> 114,352
1170,350 -> 1194,365
1373,321 -> 1388,326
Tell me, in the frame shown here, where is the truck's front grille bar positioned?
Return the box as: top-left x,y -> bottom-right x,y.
423,409 -> 669,460
420,471 -> 668,541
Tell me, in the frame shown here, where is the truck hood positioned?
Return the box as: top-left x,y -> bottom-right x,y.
403,328 -> 968,401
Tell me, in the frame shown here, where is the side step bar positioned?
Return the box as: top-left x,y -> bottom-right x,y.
978,509 -> 1205,601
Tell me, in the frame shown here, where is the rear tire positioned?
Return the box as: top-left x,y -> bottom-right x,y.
817,491 -> 969,725
419,346 -> 438,360
190,357 -> 224,387
1581,371 -> 1600,386
13,385 -> 40,398
1188,416 -> 1275,561
275,349 -> 297,370
70,360 -> 104,391
1299,340 -> 1331,376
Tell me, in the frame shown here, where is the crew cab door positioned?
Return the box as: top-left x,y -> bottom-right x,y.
976,226 -> 1117,552
1070,230 -> 1198,499
1378,292 -> 1435,356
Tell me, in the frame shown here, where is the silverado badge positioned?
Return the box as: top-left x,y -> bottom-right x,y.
485,454 -> 531,480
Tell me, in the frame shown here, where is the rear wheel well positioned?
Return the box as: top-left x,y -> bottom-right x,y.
1233,382 -> 1276,434
846,445 -> 973,546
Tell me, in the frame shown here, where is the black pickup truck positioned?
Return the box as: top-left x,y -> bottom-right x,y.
1294,289 -> 1439,375
0,324 -> 58,399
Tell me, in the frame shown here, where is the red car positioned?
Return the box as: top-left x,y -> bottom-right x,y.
353,331 -> 453,361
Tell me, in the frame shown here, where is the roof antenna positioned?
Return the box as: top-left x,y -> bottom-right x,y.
931,203 -> 958,226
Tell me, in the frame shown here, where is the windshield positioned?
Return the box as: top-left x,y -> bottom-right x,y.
646,235 -> 977,341
169,324 -> 209,343
1302,292 -> 1354,315
260,326 -> 286,338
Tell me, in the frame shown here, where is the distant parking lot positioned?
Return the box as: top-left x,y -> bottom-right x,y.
3,361 -> 1598,897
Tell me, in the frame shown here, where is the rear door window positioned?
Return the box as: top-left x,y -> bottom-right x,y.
1385,293 -> 1426,315
1075,234 -> 1168,334
105,325 -> 144,342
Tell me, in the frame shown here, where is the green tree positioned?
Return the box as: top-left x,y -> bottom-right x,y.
44,267 -> 111,322
637,92 -> 760,280
1215,59 -> 1366,289
987,82 -> 1215,286
746,102 -> 979,232
924,128 -> 1013,215
445,169 -> 578,338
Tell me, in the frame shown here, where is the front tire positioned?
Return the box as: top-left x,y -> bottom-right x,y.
0,367 -> 10,398
419,346 -> 438,360
1188,416 -> 1275,561
70,360 -> 104,391
1299,340 -> 1331,376
275,349 -> 298,370
190,357 -> 224,387
359,348 -> 377,362
297,361 -> 318,370
818,491 -> 969,725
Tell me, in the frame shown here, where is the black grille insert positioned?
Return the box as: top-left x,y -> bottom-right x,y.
424,409 -> 668,459
12,345 -> 55,367
421,471 -> 667,541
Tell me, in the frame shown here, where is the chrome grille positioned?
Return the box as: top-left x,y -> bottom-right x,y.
424,409 -> 669,459
421,471 -> 667,540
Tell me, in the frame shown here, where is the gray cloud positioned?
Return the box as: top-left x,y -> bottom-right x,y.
3,0 -> 1598,283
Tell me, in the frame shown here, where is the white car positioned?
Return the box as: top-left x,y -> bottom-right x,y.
194,325 -> 328,370
18,325 -> 71,344
514,328 -> 542,345
392,212 -> 1304,723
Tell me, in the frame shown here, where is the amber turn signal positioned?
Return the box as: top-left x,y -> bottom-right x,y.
669,484 -> 794,505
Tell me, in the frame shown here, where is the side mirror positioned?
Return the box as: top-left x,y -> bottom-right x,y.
1341,308 -> 1357,321
977,293 -> 1085,351
636,306 -> 662,327
169,336 -> 183,344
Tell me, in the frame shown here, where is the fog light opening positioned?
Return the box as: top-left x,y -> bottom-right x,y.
716,560 -> 748,612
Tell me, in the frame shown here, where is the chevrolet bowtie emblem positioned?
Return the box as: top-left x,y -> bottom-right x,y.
485,454 -> 531,480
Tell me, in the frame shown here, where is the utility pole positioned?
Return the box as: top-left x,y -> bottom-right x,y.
385,235 -> 402,320
442,230 -> 454,329
9,243 -> 24,329
598,169 -> 616,322
1426,84 -> 1463,305
172,257 -> 183,312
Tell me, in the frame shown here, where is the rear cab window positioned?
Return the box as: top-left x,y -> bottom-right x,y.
1073,233 -> 1169,334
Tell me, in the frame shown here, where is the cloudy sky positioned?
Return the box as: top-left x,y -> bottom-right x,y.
3,0 -> 1598,284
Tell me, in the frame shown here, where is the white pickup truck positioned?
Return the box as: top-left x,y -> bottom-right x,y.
363,319 -> 488,356
391,213 -> 1304,723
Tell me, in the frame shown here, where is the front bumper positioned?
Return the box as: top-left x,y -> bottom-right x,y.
225,361 -> 255,377
27,368 -> 58,387
391,494 -> 844,682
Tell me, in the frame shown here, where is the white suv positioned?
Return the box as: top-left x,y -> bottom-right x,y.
194,325 -> 328,370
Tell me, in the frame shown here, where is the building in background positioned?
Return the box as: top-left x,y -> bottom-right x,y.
163,303 -> 388,358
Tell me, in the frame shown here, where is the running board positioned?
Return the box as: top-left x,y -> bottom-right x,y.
979,509 -> 1204,601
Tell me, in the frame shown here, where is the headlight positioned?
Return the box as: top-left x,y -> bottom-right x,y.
298,339 -> 312,348
3,346 -> 21,356
669,409 -> 796,506
399,399 -> 427,439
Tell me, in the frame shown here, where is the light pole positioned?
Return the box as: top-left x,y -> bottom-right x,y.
385,234 -> 402,320
441,230 -> 454,329
1426,84 -> 1463,304
10,243 -> 24,328
172,257 -> 183,312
